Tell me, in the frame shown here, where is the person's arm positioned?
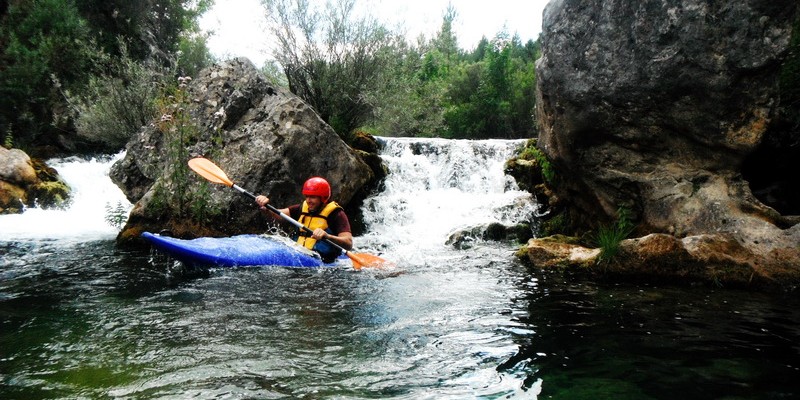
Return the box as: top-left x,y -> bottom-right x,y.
311,209 -> 353,250
254,195 -> 289,216
311,229 -> 353,250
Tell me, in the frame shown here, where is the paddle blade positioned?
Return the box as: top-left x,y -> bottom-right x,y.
347,252 -> 395,270
188,157 -> 234,187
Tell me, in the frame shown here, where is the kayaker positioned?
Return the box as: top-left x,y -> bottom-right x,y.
255,177 -> 353,263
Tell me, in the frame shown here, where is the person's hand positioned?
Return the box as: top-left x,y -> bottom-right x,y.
255,195 -> 269,209
311,228 -> 328,241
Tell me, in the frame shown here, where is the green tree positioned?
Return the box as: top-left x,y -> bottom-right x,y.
442,33 -> 537,139
432,4 -> 459,64
74,0 -> 213,69
0,0 -> 213,155
365,5 -> 461,138
364,40 -> 447,137
72,45 -> 163,152
260,0 -> 539,140
0,0 -> 97,150
369,9 -> 539,140
265,0 -> 398,139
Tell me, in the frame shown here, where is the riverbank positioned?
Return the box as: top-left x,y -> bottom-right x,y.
517,233 -> 800,292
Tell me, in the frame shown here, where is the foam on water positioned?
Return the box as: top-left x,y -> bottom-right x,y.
1,139 -> 538,255
0,152 -> 132,243
359,137 -> 540,262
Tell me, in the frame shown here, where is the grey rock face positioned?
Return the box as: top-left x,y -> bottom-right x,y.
111,58 -> 373,239
534,0 -> 800,283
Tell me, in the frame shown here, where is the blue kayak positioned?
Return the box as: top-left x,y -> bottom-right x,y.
142,232 -> 346,268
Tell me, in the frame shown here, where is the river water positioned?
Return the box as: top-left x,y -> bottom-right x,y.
1,139 -> 799,399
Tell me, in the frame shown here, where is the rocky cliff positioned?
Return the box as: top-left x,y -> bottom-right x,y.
111,58 -> 376,241
527,0 -> 800,290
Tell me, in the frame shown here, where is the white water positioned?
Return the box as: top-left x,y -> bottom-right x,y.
360,137 -> 539,264
0,139 -> 538,254
0,138 -> 542,398
0,152 -> 132,243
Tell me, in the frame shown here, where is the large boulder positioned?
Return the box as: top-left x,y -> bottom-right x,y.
110,58 -> 375,241
532,0 -> 800,288
0,147 -> 70,214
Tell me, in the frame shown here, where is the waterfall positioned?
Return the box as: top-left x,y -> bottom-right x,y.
359,137 -> 539,262
0,152 -> 132,243
0,139 -> 538,255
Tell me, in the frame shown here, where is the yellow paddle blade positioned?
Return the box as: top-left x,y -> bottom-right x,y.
188,157 -> 234,187
347,252 -> 395,270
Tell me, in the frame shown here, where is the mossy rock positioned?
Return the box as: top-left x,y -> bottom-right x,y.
29,180 -> 71,209
0,180 -> 26,214
540,211 -> 570,236
505,156 -> 543,192
355,149 -> 388,181
538,234 -> 583,245
29,157 -> 72,209
350,130 -> 379,153
511,223 -> 533,243
485,222 -> 508,240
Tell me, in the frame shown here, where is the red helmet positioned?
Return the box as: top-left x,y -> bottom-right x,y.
302,177 -> 331,203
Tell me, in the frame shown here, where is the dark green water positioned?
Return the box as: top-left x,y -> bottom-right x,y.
1,239 -> 798,399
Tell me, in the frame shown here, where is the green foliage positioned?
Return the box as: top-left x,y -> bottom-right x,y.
189,180 -> 223,224
154,76 -> 195,215
104,201 -> 130,229
518,141 -> 555,184
151,75 -> 221,223
72,45 -> 164,152
3,126 -> 12,149
176,31 -> 215,78
0,0 -> 99,149
363,41 -> 448,137
541,212 -> 570,237
533,150 -> 554,184
260,61 -> 290,88
266,0 -> 399,137
432,5 -> 460,61
0,0 -> 213,156
266,0 -> 540,140
593,208 -> 635,264
74,0 -> 213,66
3,0 -> 540,153
147,183 -> 169,218
442,34 -> 538,139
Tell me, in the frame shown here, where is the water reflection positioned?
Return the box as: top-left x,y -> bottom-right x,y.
3,239 -> 800,399
505,269 -> 800,399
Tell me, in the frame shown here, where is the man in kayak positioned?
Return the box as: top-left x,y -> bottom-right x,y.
255,177 -> 353,263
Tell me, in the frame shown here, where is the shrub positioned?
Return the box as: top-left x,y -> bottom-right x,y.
73,48 -> 164,152
104,201 -> 129,229
518,140 -> 555,184
593,207 -> 635,264
3,126 -> 12,149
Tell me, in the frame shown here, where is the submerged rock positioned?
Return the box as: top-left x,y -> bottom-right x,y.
447,222 -> 533,249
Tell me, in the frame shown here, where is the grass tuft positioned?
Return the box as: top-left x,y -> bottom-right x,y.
594,207 -> 635,264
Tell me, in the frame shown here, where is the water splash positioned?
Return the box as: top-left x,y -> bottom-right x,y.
0,152 -> 132,243
0,139 -> 537,257
359,137 -> 539,263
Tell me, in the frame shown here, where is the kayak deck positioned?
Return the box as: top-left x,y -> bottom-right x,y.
142,232 -> 347,268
